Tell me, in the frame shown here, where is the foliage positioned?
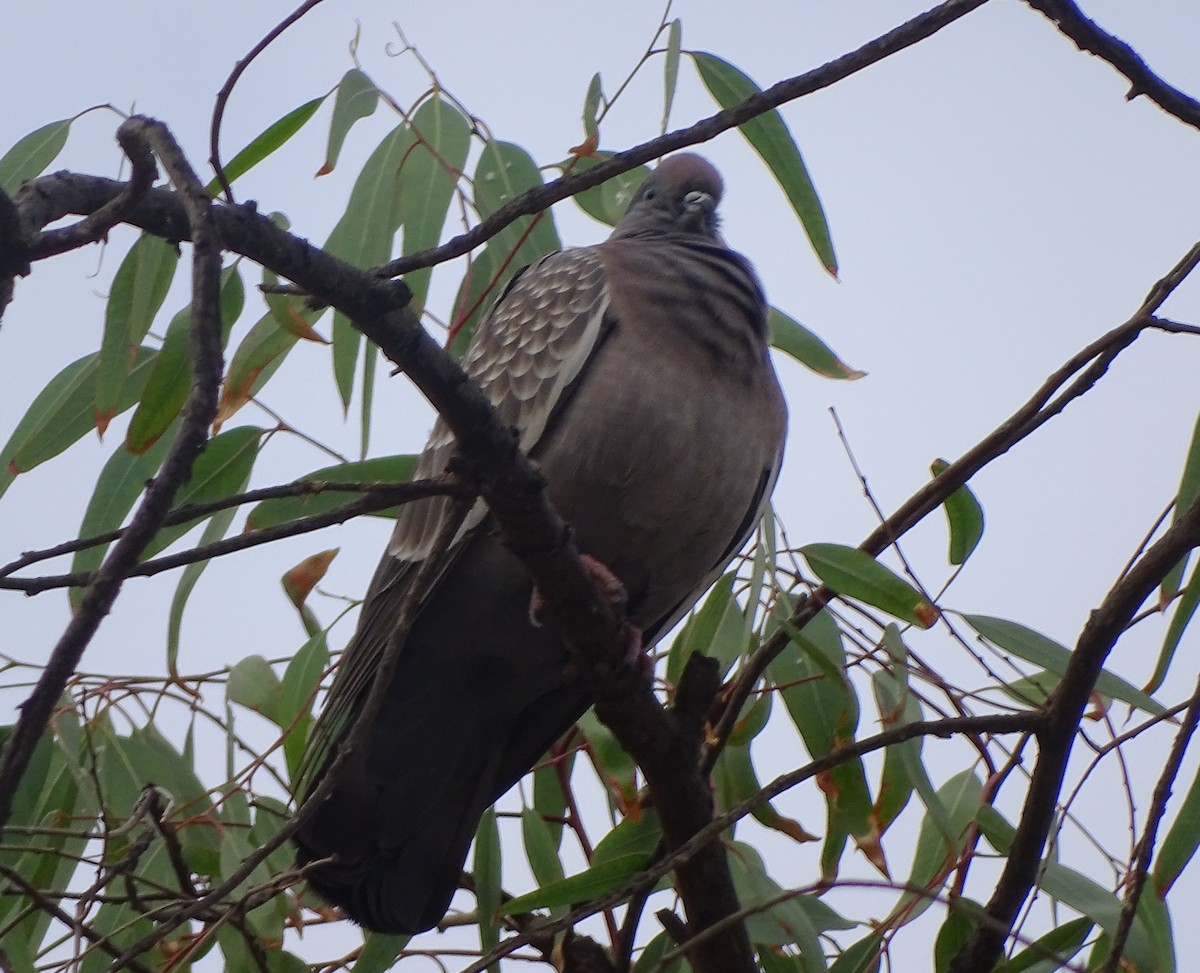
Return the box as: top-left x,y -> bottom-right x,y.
2,5 -> 1200,973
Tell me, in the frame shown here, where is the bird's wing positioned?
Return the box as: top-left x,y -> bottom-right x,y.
298,246 -> 611,793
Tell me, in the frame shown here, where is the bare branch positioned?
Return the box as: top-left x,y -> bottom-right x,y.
1100,674 -> 1200,973
0,473 -> 469,580
209,0 -> 331,201
1024,0 -> 1200,132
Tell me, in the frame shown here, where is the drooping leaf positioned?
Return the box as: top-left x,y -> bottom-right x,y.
691,51 -> 837,274
450,140 -> 562,355
964,614 -> 1166,716
69,421 -> 176,609
282,549 -> 338,636
319,68 -> 378,176
769,307 -> 864,380
0,346 -> 157,499
888,770 -> 982,928
828,933 -> 882,973
280,631 -> 331,781
324,121 -> 416,407
667,573 -> 746,684
127,265 -> 244,453
1004,916 -> 1094,973
521,807 -> 567,896
355,934 -> 411,973
166,504 -> 241,676
1161,410 -> 1200,608
96,234 -> 178,434
397,97 -> 472,308
802,543 -> 938,628
661,19 -> 682,135
475,807 -> 502,963
216,312 -> 299,429
930,459 -> 985,565
0,118 -> 71,194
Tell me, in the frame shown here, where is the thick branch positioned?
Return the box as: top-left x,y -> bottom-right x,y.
1024,0 -> 1200,131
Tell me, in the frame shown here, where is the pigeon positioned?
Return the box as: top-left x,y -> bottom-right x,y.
294,153 -> 788,934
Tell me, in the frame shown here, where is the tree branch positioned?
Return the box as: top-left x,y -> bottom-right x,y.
949,492 -> 1200,972
375,0 -> 989,279
1099,673 -> 1200,973
704,240 -> 1200,773
1023,0 -> 1200,132
0,474 -> 469,582
0,118 -> 224,837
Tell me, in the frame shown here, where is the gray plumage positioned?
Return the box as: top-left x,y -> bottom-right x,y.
293,153 -> 787,934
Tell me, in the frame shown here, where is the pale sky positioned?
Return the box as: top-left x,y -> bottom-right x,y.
2,2 -> 1200,969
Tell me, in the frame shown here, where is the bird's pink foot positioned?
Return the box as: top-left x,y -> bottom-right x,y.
528,555 -> 651,679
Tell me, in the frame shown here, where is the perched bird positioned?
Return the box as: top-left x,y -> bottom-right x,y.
294,153 -> 788,934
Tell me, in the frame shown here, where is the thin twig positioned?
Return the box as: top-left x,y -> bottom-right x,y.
1099,673 -> 1200,973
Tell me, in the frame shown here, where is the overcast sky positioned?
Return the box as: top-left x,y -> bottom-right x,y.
3,2 -> 1200,968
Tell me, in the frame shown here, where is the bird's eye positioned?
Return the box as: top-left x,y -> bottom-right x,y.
642,187 -> 656,200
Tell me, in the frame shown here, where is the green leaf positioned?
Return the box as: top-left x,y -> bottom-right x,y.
568,152 -> 650,228
0,347 -> 157,499
1151,558 -> 1200,695
770,608 -> 873,850
716,742 -> 816,844
667,573 -> 745,684
533,750 -> 573,850
634,932 -> 690,973
320,68 -> 378,176
127,265 -> 245,453
0,118 -> 71,194
1154,748 -> 1200,897
167,505 -> 240,676
355,934 -> 411,973
227,654 -> 284,724
591,810 -> 661,867
977,806 -> 1157,973
930,460 -> 985,565
802,543 -> 938,628
324,121 -> 416,407
582,73 -> 603,140
521,807 -> 567,895
500,853 -> 646,915
245,453 -> 419,530
140,425 -> 263,559
933,906 -> 973,973
217,311 -> 300,427
829,933 -> 882,973
888,770 -> 982,928
661,20 -> 682,135
397,97 -> 472,308
769,307 -> 864,380
1162,410 -> 1200,608
450,141 -> 562,355
208,96 -> 327,194
69,424 -> 175,609
475,806 -> 502,965
96,234 -> 178,433
1004,916 -> 1093,973
280,632 -> 331,782
691,51 -> 837,274
964,614 -> 1166,716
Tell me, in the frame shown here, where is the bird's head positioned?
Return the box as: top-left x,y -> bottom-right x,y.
613,153 -> 725,240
